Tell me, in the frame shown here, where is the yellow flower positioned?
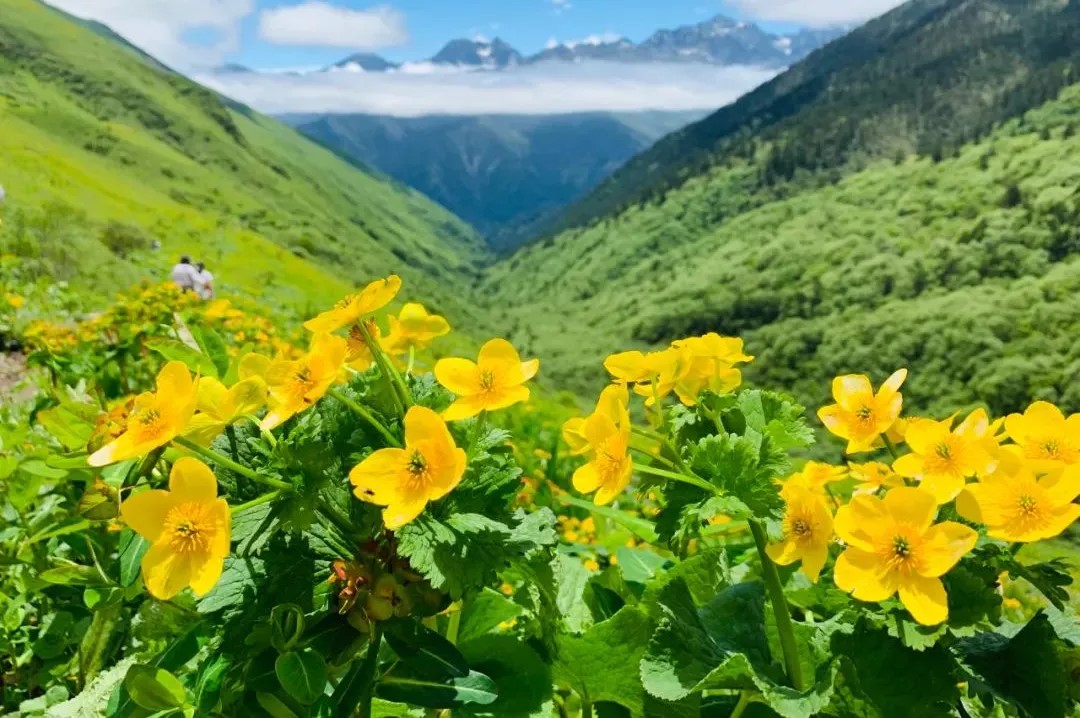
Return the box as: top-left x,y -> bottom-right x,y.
631,347 -> 687,405
88,362 -> 197,466
583,558 -> 600,571
261,333 -> 347,431
571,411 -> 632,506
238,351 -> 272,381
784,461 -> 847,494
1003,401 -> 1080,471
562,384 -> 630,456
956,459 -> 1079,543
349,406 -> 466,529
303,275 -> 402,334
5,293 -> 24,309
183,376 -> 267,445
345,319 -> 381,372
767,484 -> 834,582
817,369 -> 908,454
120,458 -> 230,600
668,334 -> 752,405
833,487 -> 977,625
892,409 -> 999,503
848,461 -> 905,496
435,339 -> 539,421
382,303 -> 451,355
604,350 -> 652,384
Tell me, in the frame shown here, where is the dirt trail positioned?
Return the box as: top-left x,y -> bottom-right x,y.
0,352 -> 36,404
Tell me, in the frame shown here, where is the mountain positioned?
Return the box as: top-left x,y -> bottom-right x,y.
0,0 -> 487,318
430,38 -> 523,70
322,14 -> 843,72
329,52 -> 399,72
483,0 -> 1080,420
285,111 -> 704,251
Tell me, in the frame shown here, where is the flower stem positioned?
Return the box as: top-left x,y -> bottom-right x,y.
730,691 -> 754,718
632,462 -> 718,495
466,411 -> 488,458
337,623 -> 382,718
174,436 -> 293,492
328,388 -> 401,447
749,520 -> 805,692
881,433 -> 901,460
445,602 -> 462,645
231,490 -> 282,515
358,321 -> 412,413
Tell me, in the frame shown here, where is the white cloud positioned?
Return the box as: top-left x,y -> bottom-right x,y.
550,0 -> 572,14
197,61 -> 777,116
45,0 -> 253,68
730,0 -> 906,27
258,2 -> 407,48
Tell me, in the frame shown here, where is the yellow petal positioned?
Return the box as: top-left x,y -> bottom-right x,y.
383,498 -> 428,530
898,575 -> 948,626
766,537 -> 802,566
404,406 -> 453,449
834,547 -> 898,602
801,544 -> 829,583
892,452 -> 924,478
228,377 -> 268,417
142,543 -> 192,600
188,551 -> 226,597
478,338 -> 522,367
120,490 -> 175,543
604,351 -> 650,383
156,361 -> 194,399
572,463 -> 602,494
169,458 -> 218,502
903,418 -> 949,456
833,495 -> 887,550
833,374 -> 872,407
87,432 -> 143,467
593,460 -> 632,506
882,368 -> 908,393
918,472 -> 965,504
918,522 -> 977,577
434,357 -> 481,396
183,413 -> 227,446
238,352 -> 272,381
520,358 -> 540,382
881,487 -> 937,531
196,377 -> 230,418
427,448 -> 467,501
350,448 -> 409,505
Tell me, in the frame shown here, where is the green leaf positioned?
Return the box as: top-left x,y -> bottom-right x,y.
459,634 -> 553,718
118,529 -> 149,587
641,548 -> 733,620
32,611 -> 76,660
956,613 -> 1068,718
458,589 -> 524,645
270,604 -> 306,654
276,648 -> 328,705
256,692 -> 300,718
146,338 -> 218,377
194,655 -> 230,714
18,458 -> 69,480
829,620 -> 960,717
376,670 -> 498,708
197,556 -> 266,615
554,606 -> 653,716
36,395 -> 98,451
614,548 -> 668,585
690,432 -> 785,520
640,578 -> 769,700
123,665 -> 186,711
736,390 -> 815,452
190,325 -> 230,378
40,564 -> 108,587
383,618 -> 469,679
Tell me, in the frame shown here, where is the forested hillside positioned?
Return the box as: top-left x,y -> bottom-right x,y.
0,0 -> 487,317
485,82 -> 1080,418
552,0 -> 1080,234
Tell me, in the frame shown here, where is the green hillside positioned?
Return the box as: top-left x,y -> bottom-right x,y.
0,0 -> 488,318
551,0 -> 1080,235
287,111 -> 703,253
485,81 -> 1080,418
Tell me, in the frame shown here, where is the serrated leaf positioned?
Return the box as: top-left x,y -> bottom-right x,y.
459,588 -> 524,644
615,547 -> 668,585
376,670 -> 498,708
197,556 -> 266,615
459,634 -> 553,718
690,433 -> 785,520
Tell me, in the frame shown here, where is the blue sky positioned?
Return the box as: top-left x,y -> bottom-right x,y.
233,1 -> 802,69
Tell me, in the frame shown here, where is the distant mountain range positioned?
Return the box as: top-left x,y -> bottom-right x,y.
321,15 -> 843,74
282,111 -> 705,252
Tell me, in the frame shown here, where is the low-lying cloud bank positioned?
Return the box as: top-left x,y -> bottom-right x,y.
196,61 -> 778,117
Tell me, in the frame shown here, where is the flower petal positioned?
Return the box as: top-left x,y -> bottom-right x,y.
350,448 -> 409,505
188,551 -> 226,597
898,575 -> 948,626
404,406 -> 454,449
120,490 -> 175,543
141,543 -> 192,600
833,495 -> 887,550
834,547 -> 898,602
881,487 -> 937,531
572,463 -> 602,495
169,457 -> 218,502
87,433 -> 143,467
434,358 -> 481,396
383,498 -> 428,530
833,374 -> 872,407
918,522 -> 977,577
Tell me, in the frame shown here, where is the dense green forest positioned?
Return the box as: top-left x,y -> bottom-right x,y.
551,0 -> 1080,235
485,82 -> 1080,418
0,0 -> 487,319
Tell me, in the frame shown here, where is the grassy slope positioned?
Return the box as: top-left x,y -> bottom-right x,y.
0,0 -> 488,319
484,85 -> 1080,417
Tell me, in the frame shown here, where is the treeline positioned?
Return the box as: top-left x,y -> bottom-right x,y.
548,0 -> 1080,238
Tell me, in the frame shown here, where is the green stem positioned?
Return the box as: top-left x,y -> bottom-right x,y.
358,321 -> 411,412
880,433 -> 900,460
466,411 -> 488,458
730,691 -> 754,718
407,346 -> 416,375
225,425 -> 240,460
230,490 -> 282,515
328,389 -> 401,447
632,462 -> 718,495
358,624 -> 382,718
749,520 -> 805,692
174,436 -> 293,492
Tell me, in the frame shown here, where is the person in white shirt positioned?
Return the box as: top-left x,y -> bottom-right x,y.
170,256 -> 198,292
194,262 -> 215,300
